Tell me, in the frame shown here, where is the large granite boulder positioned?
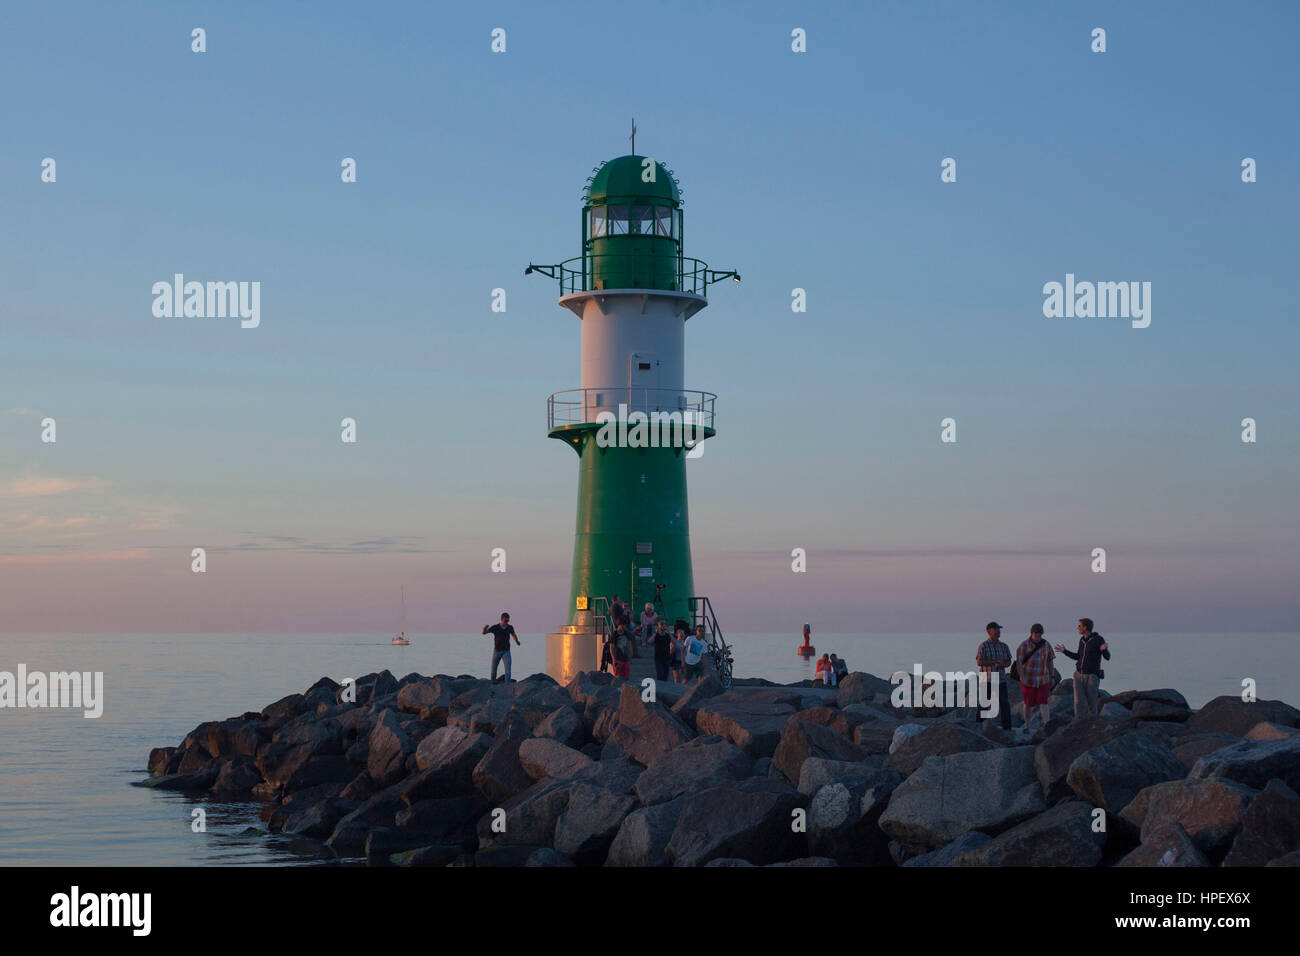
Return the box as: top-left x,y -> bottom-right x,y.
367,709 -> 413,788
1119,777 -> 1258,857
1222,780 -> 1300,867
475,778 -> 572,849
395,677 -> 457,724
517,738 -> 593,782
1117,821 -> 1210,867
670,675 -> 723,729
954,801 -> 1106,867
394,793 -> 488,849
1187,696 -> 1300,738
901,831 -> 993,867
532,705 -> 585,750
1065,732 -> 1187,811
634,735 -> 753,806
608,685 -> 695,767
885,724 -> 996,778
1034,716 -> 1132,802
1188,737 -> 1300,792
1172,733 -> 1240,770
666,777 -> 808,866
695,689 -> 803,757
471,711 -> 533,804
552,783 -> 639,865
772,718 -> 869,785
878,746 -> 1046,848
606,796 -> 689,867
806,766 -> 902,865
836,672 -> 895,708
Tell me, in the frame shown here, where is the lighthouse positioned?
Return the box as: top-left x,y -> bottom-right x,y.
528,147 -> 738,684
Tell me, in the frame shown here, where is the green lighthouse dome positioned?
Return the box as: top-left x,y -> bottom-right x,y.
583,155 -> 682,291
585,154 -> 681,205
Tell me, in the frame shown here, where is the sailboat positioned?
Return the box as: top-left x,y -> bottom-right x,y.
392,585 -> 411,645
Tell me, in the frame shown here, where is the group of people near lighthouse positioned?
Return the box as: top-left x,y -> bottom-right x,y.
598,594 -> 710,684
976,617 -> 1111,731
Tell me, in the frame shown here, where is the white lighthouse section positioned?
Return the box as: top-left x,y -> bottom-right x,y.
558,288 -> 708,425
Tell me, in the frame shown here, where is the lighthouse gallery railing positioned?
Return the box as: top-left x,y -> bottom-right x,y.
547,387 -> 716,432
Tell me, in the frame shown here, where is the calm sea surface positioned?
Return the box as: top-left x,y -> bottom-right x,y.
1,631 -> 1295,866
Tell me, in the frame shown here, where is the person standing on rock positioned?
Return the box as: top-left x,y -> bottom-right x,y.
683,625 -> 709,683
1056,618 -> 1109,718
1015,624 -> 1055,732
652,619 -> 673,683
670,624 -> 686,683
611,620 -> 633,679
482,612 -> 520,684
976,622 -> 1013,731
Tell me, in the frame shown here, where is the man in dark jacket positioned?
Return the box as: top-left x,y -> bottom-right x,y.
1055,617 -> 1110,718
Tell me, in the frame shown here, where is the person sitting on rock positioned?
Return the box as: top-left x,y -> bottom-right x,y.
814,653 -> 829,686
830,653 -> 847,684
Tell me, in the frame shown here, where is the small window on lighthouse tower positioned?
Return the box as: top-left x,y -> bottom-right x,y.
590,206 -> 606,238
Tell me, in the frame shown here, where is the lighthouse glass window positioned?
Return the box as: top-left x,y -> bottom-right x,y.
655,206 -> 674,238
590,206 -> 606,238
607,205 -> 628,235
630,205 -> 654,235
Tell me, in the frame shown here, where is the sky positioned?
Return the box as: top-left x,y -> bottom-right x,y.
2,1 -> 1297,635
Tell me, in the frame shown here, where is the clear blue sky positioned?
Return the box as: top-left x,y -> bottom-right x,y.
2,0 -> 1297,634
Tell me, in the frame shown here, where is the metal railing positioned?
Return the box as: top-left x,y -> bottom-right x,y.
526,255 -> 739,296
689,596 -> 734,689
547,387 -> 716,432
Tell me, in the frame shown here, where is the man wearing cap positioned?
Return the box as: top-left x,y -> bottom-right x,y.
1015,624 -> 1056,732
976,622 -> 1013,730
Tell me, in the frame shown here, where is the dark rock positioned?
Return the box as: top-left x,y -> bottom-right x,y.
836,672 -> 895,707
670,675 -> 722,729
1189,737 -> 1300,792
472,712 -> 534,804
284,755 -> 353,793
414,726 -> 493,779
1187,696 -> 1300,738
367,709 -> 413,787
634,735 -> 753,806
606,796 -> 688,867
954,800 -> 1106,866
210,755 -> 262,799
532,705 -> 585,750
263,693 -> 308,720
666,777 -> 808,867
878,746 -> 1046,848
1109,688 -> 1189,710
1222,780 -> 1300,867
695,689 -> 802,757
1034,716 -> 1132,802
395,793 -> 488,847
390,844 -> 463,867
1066,732 -> 1186,811
148,747 -> 176,777
807,766 -> 902,865
1116,821 -> 1210,867
518,738 -> 593,781
476,778 -> 572,848
885,724 -> 996,778
773,718 -> 869,785
1131,699 -> 1191,722
1119,777 -> 1257,857
553,783 -> 638,865
136,767 -> 218,791
1172,734 -> 1240,770
525,847 -> 576,867
902,831 -> 993,867
608,685 -> 695,767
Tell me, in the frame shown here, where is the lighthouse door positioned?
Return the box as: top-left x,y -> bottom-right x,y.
628,351 -> 659,408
